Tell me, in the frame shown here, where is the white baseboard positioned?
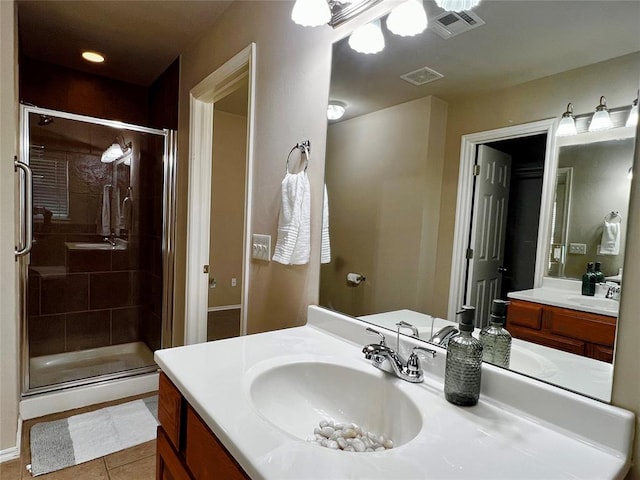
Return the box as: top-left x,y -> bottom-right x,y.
20,372 -> 158,420
0,408 -> 22,464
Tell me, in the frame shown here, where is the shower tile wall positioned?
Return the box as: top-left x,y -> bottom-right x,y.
27,135 -> 156,358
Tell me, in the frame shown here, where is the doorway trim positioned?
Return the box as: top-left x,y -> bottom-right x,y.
447,118 -> 557,321
185,43 -> 256,345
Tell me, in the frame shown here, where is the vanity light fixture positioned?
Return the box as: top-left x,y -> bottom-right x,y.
588,96 -> 613,132
556,103 -> 577,137
327,101 -> 347,120
626,97 -> 638,128
348,19 -> 385,54
81,50 -> 105,63
291,0 -> 331,27
434,0 -> 482,12
386,0 -> 428,37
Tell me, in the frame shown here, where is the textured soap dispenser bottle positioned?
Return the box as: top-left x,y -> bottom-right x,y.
582,262 -> 596,296
479,299 -> 512,368
444,306 -> 483,406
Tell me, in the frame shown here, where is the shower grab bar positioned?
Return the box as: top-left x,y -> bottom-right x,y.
15,158 -> 34,258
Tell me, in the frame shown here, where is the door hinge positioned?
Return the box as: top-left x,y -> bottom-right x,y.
473,164 -> 481,176
466,248 -> 474,259
203,265 -> 209,274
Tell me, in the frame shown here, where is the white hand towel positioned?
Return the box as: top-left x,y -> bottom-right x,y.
114,187 -> 121,237
272,171 -> 311,265
599,220 -> 620,255
321,184 -> 331,264
97,185 -> 111,236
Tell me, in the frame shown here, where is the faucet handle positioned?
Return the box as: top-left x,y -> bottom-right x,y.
365,327 -> 386,346
406,346 -> 437,377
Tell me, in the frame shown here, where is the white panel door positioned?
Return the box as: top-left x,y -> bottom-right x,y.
467,145 -> 511,327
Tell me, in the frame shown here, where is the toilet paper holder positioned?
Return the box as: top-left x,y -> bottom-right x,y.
347,272 -> 366,286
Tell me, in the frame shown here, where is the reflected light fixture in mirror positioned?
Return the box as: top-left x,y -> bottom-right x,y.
588,96 -> 613,132
435,0 -> 482,11
556,103 -> 578,137
101,136 -> 131,164
291,0 -> 331,26
349,19 -> 385,54
626,97 -> 638,128
81,50 -> 105,63
387,0 -> 428,37
327,101 -> 347,120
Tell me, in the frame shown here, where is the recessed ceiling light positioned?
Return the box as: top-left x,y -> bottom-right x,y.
82,51 -> 105,63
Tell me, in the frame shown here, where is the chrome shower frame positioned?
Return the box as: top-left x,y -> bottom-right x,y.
18,104 -> 178,396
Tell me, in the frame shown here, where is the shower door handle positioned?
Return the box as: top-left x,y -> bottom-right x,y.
15,158 -> 33,258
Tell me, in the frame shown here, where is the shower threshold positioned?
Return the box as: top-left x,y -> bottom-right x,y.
29,341 -> 156,391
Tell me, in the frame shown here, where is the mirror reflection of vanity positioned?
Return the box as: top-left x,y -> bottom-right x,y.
319,0 -> 639,402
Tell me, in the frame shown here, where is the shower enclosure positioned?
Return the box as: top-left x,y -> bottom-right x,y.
16,105 -> 176,395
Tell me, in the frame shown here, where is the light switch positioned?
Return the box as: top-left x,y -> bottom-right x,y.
252,234 -> 271,261
568,243 -> 587,255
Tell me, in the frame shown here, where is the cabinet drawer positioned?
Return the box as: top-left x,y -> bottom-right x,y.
546,307 -> 616,347
507,300 -> 543,330
185,406 -> 249,480
587,344 -> 614,363
508,324 -> 586,356
159,372 -> 184,451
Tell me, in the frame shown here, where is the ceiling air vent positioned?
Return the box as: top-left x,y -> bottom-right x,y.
400,66 -> 444,86
430,10 -> 485,39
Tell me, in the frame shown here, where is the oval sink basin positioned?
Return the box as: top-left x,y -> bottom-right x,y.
566,296 -> 618,312
509,344 -> 558,379
247,361 -> 423,447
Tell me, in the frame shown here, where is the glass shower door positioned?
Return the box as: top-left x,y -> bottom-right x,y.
19,106 -> 174,394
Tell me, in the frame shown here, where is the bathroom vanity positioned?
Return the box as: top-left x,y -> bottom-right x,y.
154,306 -> 633,479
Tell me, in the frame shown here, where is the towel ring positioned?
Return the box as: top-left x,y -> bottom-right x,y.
605,211 -> 622,223
285,141 -> 310,174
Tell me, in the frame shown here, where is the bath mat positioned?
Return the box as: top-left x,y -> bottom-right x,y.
29,396 -> 158,477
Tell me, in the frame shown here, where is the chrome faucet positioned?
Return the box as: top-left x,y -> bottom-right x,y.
606,283 -> 621,300
103,235 -> 117,247
429,325 -> 459,348
362,327 -> 436,383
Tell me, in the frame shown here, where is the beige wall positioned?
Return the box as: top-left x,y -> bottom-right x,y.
0,0 -> 18,453
433,51 -> 640,318
209,110 -> 247,308
321,96 -> 447,316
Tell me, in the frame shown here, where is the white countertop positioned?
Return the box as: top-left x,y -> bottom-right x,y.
506,278 -> 619,317
155,306 -> 633,480
360,309 -> 613,402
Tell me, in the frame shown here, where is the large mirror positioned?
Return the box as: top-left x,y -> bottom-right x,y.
320,0 -> 639,402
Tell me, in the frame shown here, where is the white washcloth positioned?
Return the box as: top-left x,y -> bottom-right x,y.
97,185 -> 110,236
321,184 -> 331,264
272,171 -> 310,265
599,221 -> 620,255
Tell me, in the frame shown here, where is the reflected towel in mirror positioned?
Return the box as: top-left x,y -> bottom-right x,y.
97,185 -> 111,236
599,220 -> 620,255
321,184 -> 331,264
272,171 -> 310,265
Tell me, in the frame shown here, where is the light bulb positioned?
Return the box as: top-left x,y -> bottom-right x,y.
348,19 -> 385,54
434,0 -> 481,11
82,51 -> 105,63
291,0 -> 331,27
387,0 -> 428,37
101,143 -> 124,163
327,102 -> 346,120
556,103 -> 577,137
626,99 -> 638,128
588,96 -> 612,132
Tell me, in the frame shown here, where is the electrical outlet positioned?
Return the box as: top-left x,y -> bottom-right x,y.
252,234 -> 271,261
568,243 -> 587,255
231,278 -> 237,287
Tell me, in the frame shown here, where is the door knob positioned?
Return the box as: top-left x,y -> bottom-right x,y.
498,266 -> 508,273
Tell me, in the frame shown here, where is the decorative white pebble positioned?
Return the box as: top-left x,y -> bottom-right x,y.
310,419 -> 393,453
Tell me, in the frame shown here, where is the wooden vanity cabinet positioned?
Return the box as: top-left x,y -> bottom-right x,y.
506,299 -> 616,363
156,372 -> 250,480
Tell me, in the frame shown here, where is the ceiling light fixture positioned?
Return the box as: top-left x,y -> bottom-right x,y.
588,96 -> 613,132
82,50 -> 105,63
291,0 -> 331,27
556,103 -> 577,137
387,0 -> 428,37
348,19 -> 385,54
434,0 -> 482,12
327,101 -> 347,120
626,97 -> 638,128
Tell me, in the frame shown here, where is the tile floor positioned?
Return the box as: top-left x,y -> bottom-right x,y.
0,393 -> 157,480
